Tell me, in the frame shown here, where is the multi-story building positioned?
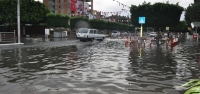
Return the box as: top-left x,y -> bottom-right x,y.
43,0 -> 93,16
43,0 -> 71,15
92,10 -> 100,19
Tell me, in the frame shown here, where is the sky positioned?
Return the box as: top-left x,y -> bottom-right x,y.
37,0 -> 194,20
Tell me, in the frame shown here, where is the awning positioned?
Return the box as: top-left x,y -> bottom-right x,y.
191,22 -> 200,28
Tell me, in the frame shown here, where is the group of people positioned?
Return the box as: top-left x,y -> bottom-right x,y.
156,31 -> 182,39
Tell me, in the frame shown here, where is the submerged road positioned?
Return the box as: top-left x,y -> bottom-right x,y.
0,37 -> 199,94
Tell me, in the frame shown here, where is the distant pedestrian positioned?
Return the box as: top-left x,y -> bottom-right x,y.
167,31 -> 170,38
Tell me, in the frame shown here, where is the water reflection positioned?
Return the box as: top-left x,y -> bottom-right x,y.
0,45 -> 87,93
0,38 -> 199,94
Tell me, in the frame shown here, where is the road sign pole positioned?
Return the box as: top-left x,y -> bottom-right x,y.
138,17 -> 145,44
140,24 -> 143,37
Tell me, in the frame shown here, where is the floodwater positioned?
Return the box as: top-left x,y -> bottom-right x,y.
0,37 -> 200,94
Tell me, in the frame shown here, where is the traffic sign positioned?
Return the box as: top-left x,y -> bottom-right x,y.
166,27 -> 169,30
139,17 -> 145,24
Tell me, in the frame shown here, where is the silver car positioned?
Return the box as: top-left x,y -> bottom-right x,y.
76,28 -> 106,41
111,31 -> 120,37
149,32 -> 157,37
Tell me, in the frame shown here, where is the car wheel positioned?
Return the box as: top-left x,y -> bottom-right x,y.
100,37 -> 105,41
91,38 -> 94,42
80,39 -> 87,42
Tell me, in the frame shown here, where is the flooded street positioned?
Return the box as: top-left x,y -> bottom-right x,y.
0,37 -> 200,94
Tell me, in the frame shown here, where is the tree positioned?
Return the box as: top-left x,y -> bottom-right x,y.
185,3 -> 200,27
20,0 -> 50,24
89,19 -> 106,29
0,0 -> 49,25
130,2 -> 184,31
0,0 -> 17,25
70,17 -> 89,29
170,21 -> 188,32
46,13 -> 70,28
0,0 -> 50,34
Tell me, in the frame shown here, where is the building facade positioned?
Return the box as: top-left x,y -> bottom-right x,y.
43,0 -> 71,15
43,0 -> 93,16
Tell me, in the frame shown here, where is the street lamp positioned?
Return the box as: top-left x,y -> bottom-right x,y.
17,0 -> 21,43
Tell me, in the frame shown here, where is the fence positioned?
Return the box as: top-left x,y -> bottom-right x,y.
0,32 -> 16,43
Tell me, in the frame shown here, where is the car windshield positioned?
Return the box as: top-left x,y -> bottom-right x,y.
78,29 -> 88,33
112,31 -> 118,33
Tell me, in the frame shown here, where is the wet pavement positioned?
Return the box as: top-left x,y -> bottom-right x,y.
0,36 -> 200,94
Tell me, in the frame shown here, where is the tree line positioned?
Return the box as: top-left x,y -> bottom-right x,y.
0,0 -> 134,32
46,14 -> 134,31
0,0 -> 199,33
130,1 -> 200,32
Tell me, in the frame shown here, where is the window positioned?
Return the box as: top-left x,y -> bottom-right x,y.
89,30 -> 94,34
97,30 -> 102,34
78,29 -> 88,33
94,30 -> 97,34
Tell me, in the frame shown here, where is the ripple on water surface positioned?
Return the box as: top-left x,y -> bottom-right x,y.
0,38 -> 199,94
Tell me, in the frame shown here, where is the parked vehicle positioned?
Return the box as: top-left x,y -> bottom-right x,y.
111,31 -> 120,37
76,28 -> 105,41
149,32 -> 157,37
164,32 -> 168,37
122,32 -> 128,36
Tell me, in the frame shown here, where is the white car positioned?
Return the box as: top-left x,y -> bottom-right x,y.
111,31 -> 120,37
149,32 -> 157,37
164,33 -> 168,37
122,32 -> 128,36
76,28 -> 105,41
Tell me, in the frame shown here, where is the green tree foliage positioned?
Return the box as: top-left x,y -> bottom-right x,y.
70,16 -> 89,29
105,22 -> 118,30
130,2 -> 184,31
0,0 -> 17,25
128,25 -> 135,31
0,0 -> 50,25
118,23 -> 127,31
185,3 -> 200,27
20,0 -> 50,24
170,21 -> 188,32
46,13 -> 70,27
104,21 -> 134,31
89,19 -> 106,29
69,16 -> 134,31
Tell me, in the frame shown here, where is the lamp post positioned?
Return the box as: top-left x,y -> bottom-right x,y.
17,0 -> 21,43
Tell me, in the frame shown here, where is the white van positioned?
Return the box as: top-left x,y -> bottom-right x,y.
76,28 -> 106,41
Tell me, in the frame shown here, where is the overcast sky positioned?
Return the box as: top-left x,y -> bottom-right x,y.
38,0 -> 194,20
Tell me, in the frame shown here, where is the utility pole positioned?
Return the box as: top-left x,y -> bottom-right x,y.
17,0 -> 21,43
